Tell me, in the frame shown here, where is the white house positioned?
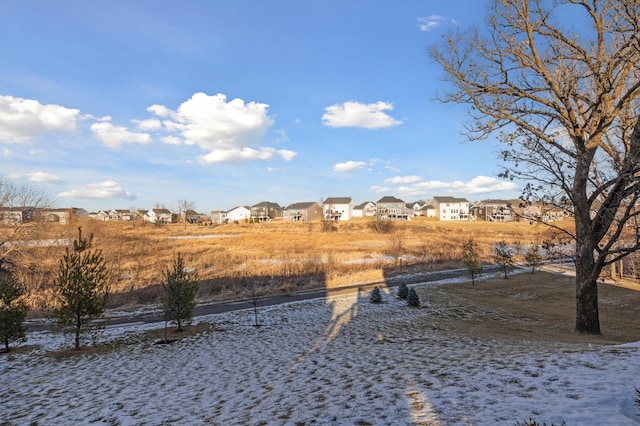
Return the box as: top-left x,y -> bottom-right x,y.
429,196 -> 471,221
323,197 -> 354,221
353,201 -> 376,218
225,206 -> 251,223
144,208 -> 174,224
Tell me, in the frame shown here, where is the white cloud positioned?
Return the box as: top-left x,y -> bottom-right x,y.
322,101 -> 402,129
412,176 -> 518,194
385,175 -> 421,184
147,104 -> 170,117
2,148 -> 10,158
161,135 -> 182,145
369,185 -> 392,193
332,161 -> 366,172
148,92 -> 291,163
418,15 -> 446,31
90,121 -> 152,149
199,147 -> 296,164
278,149 -> 297,161
133,118 -> 162,131
152,92 -> 273,149
58,180 -> 136,200
28,171 -> 66,184
0,95 -> 79,143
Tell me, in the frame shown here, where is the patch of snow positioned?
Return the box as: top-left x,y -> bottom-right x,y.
3,278 -> 640,425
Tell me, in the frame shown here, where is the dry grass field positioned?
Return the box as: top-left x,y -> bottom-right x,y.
7,216 -> 574,312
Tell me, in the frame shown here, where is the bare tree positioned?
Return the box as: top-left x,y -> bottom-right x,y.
432,0 -> 640,334
177,199 -> 196,229
0,178 -> 54,261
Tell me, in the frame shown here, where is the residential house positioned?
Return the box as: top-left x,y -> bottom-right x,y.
421,204 -> 436,218
180,209 -> 202,224
144,208 -> 174,224
429,196 -> 471,221
92,210 -> 109,221
251,201 -> 282,222
470,200 -> 514,222
46,207 -> 87,224
323,197 -> 354,221
210,210 -> 227,225
375,196 -> 410,221
282,202 -> 323,222
409,201 -> 427,217
352,201 -> 376,218
107,209 -> 120,221
512,201 -> 566,222
0,206 -> 34,225
116,209 -> 132,221
225,206 -> 251,223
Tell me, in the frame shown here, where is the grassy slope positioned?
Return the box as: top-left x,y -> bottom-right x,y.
9,216 -> 574,310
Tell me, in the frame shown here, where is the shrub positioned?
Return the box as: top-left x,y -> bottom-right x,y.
397,283 -> 409,299
407,288 -> 420,307
515,420 -> 566,426
369,286 -> 383,304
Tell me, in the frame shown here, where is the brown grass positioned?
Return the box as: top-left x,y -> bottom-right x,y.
6,217 -> 574,311
414,271 -> 640,344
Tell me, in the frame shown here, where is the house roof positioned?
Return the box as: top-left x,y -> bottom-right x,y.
431,196 -> 470,204
286,201 -> 319,210
225,206 -> 251,213
354,201 -> 374,209
152,208 -> 173,214
323,197 -> 352,205
376,195 -> 405,204
252,201 -> 282,209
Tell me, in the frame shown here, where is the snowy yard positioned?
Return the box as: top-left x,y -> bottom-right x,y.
3,277 -> 640,425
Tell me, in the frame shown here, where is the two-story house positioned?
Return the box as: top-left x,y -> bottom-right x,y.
353,201 -> 376,218
323,197 -> 354,221
470,200 -> 513,222
375,196 -> 410,221
282,202 -> 323,222
251,201 -> 282,222
429,196 -> 471,221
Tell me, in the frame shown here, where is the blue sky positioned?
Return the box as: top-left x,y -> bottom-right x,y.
0,0 -> 519,213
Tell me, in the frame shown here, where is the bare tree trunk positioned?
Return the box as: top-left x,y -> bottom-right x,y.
75,312 -> 81,348
574,203 -> 601,334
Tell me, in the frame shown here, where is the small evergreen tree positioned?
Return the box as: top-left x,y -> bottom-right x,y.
407,288 -> 420,307
369,286 -> 383,304
54,227 -> 109,349
397,282 -> 409,299
494,240 -> 514,279
525,244 -> 543,274
160,254 -> 198,336
0,261 -> 29,352
462,237 -> 482,285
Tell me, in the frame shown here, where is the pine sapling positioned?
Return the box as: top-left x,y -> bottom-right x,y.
369,286 -> 383,304
397,283 -> 409,299
407,288 -> 420,307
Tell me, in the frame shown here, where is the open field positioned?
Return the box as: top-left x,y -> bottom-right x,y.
6,217 -> 574,312
3,269 -> 640,425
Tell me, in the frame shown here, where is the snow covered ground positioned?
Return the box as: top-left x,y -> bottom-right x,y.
3,276 -> 640,425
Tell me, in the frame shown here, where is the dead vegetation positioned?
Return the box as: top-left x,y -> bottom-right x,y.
6,217 -> 573,313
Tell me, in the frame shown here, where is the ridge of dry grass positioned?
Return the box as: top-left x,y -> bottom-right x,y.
6,217 -> 574,311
